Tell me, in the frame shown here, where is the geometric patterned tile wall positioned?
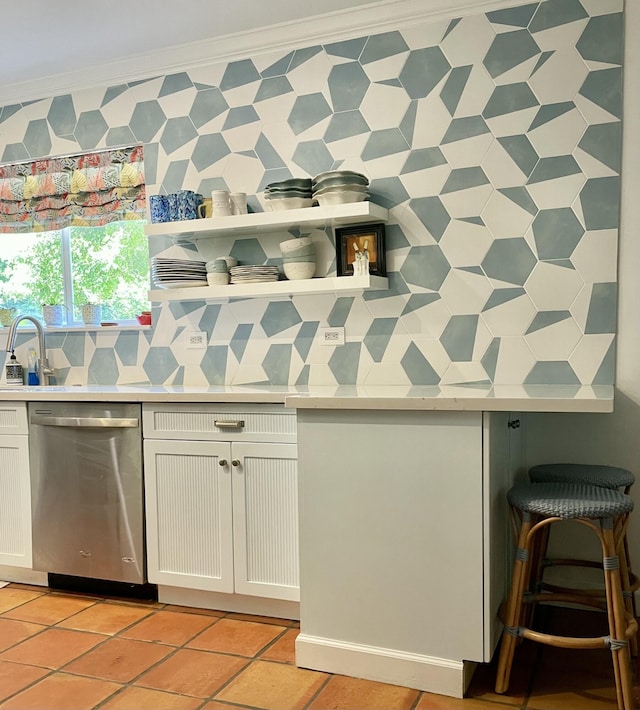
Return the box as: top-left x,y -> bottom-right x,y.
0,0 -> 623,387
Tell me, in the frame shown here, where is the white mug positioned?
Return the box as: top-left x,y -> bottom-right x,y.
211,190 -> 232,217
230,192 -> 247,215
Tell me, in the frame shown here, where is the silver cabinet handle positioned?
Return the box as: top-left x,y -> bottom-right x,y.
232,459 -> 241,467
219,459 -> 228,467
31,415 -> 139,428
214,420 -> 245,429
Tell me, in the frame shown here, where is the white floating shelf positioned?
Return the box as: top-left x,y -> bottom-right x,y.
145,202 -> 389,242
149,275 -> 389,303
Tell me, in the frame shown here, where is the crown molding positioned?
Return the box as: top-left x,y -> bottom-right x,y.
0,0 -> 527,108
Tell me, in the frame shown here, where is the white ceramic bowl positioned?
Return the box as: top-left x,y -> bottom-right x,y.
315,191 -> 368,207
207,256 -> 237,270
207,272 -> 230,286
280,246 -> 315,259
280,237 -> 313,254
313,183 -> 369,196
283,262 -> 316,280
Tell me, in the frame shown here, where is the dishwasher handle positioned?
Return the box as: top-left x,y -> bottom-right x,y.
30,415 -> 139,428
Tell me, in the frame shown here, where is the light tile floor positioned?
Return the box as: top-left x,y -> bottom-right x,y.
0,583 -> 636,709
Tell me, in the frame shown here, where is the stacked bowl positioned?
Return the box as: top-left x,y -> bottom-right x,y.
280,236 -> 316,280
312,170 -> 369,206
265,178 -> 313,210
205,256 -> 237,286
206,259 -> 230,286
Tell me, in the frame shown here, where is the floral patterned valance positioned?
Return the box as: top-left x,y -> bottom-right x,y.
0,145 -> 145,232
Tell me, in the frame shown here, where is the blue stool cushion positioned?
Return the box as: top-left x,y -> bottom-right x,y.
529,463 -> 634,490
508,482 -> 634,519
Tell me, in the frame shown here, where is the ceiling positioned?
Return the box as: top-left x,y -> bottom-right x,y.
0,0 -> 521,106
0,0 -> 384,104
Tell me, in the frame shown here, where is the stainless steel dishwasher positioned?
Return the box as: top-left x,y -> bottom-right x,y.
28,401 -> 146,584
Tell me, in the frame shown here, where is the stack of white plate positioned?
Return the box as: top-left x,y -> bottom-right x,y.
312,170 -> 370,206
151,257 -> 208,288
229,265 -> 281,284
265,178 -> 313,210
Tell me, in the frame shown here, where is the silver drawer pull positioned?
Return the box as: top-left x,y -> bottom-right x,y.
214,419 -> 245,429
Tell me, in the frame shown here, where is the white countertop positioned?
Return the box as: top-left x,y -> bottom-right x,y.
0,383 -> 614,412
284,384 -> 614,413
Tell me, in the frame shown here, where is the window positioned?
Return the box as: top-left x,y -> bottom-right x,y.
0,221 -> 149,325
0,145 -> 148,326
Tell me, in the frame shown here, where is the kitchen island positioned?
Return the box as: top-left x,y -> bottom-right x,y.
0,384 -> 614,697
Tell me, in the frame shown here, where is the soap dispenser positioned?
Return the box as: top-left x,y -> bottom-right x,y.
5,350 -> 24,385
27,347 -> 39,385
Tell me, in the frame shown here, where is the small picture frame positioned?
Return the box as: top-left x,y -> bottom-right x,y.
335,223 -> 386,277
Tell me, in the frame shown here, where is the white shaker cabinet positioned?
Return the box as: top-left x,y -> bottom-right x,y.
143,404 -> 299,602
0,402 -> 31,568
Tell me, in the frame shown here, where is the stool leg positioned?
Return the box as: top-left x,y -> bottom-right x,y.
618,535 -> 638,657
524,520 -> 550,628
495,513 -> 533,694
601,521 -> 635,710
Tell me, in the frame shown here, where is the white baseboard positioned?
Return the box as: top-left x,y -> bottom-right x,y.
295,633 -> 472,699
157,585 -> 300,620
0,565 -> 48,586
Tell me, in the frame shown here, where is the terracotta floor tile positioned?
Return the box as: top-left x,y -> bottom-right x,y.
216,659 -> 327,710
0,619 -> 46,652
0,588 -> 45,614
527,659 -> 619,710
101,686 -> 203,710
201,701 -> 254,710
0,659 -> 48,703
0,627 -> 105,669
526,684 -> 618,709
56,601 -> 153,635
135,648 -> 248,698
260,628 -> 298,663
416,692 -> 499,709
3,593 -> 96,625
63,637 -> 173,683
187,617 -> 286,657
466,641 -> 538,706
0,672 -> 120,710
5,584 -> 46,593
225,611 -> 298,626
121,609 -> 217,646
163,604 -> 225,618
308,674 -> 419,710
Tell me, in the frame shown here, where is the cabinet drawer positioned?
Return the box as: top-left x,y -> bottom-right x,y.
143,403 -> 296,443
0,402 -> 28,435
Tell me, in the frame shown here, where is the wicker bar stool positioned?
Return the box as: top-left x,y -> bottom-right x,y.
529,463 -> 638,654
495,482 -> 637,710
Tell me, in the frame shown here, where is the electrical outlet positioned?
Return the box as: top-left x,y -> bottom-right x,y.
187,331 -> 207,349
318,327 -> 345,346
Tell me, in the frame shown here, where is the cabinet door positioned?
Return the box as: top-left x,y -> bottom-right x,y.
0,435 -> 31,568
231,442 -> 299,601
144,439 -> 233,592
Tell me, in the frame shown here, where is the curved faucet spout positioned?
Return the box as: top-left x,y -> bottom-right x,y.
5,315 -> 54,385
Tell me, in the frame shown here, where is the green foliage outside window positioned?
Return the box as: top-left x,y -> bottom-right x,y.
0,221 -> 149,323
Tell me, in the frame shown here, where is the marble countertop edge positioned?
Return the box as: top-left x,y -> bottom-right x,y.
0,384 -> 614,413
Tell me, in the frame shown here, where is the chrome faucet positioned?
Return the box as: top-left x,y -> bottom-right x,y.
5,315 -> 54,385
